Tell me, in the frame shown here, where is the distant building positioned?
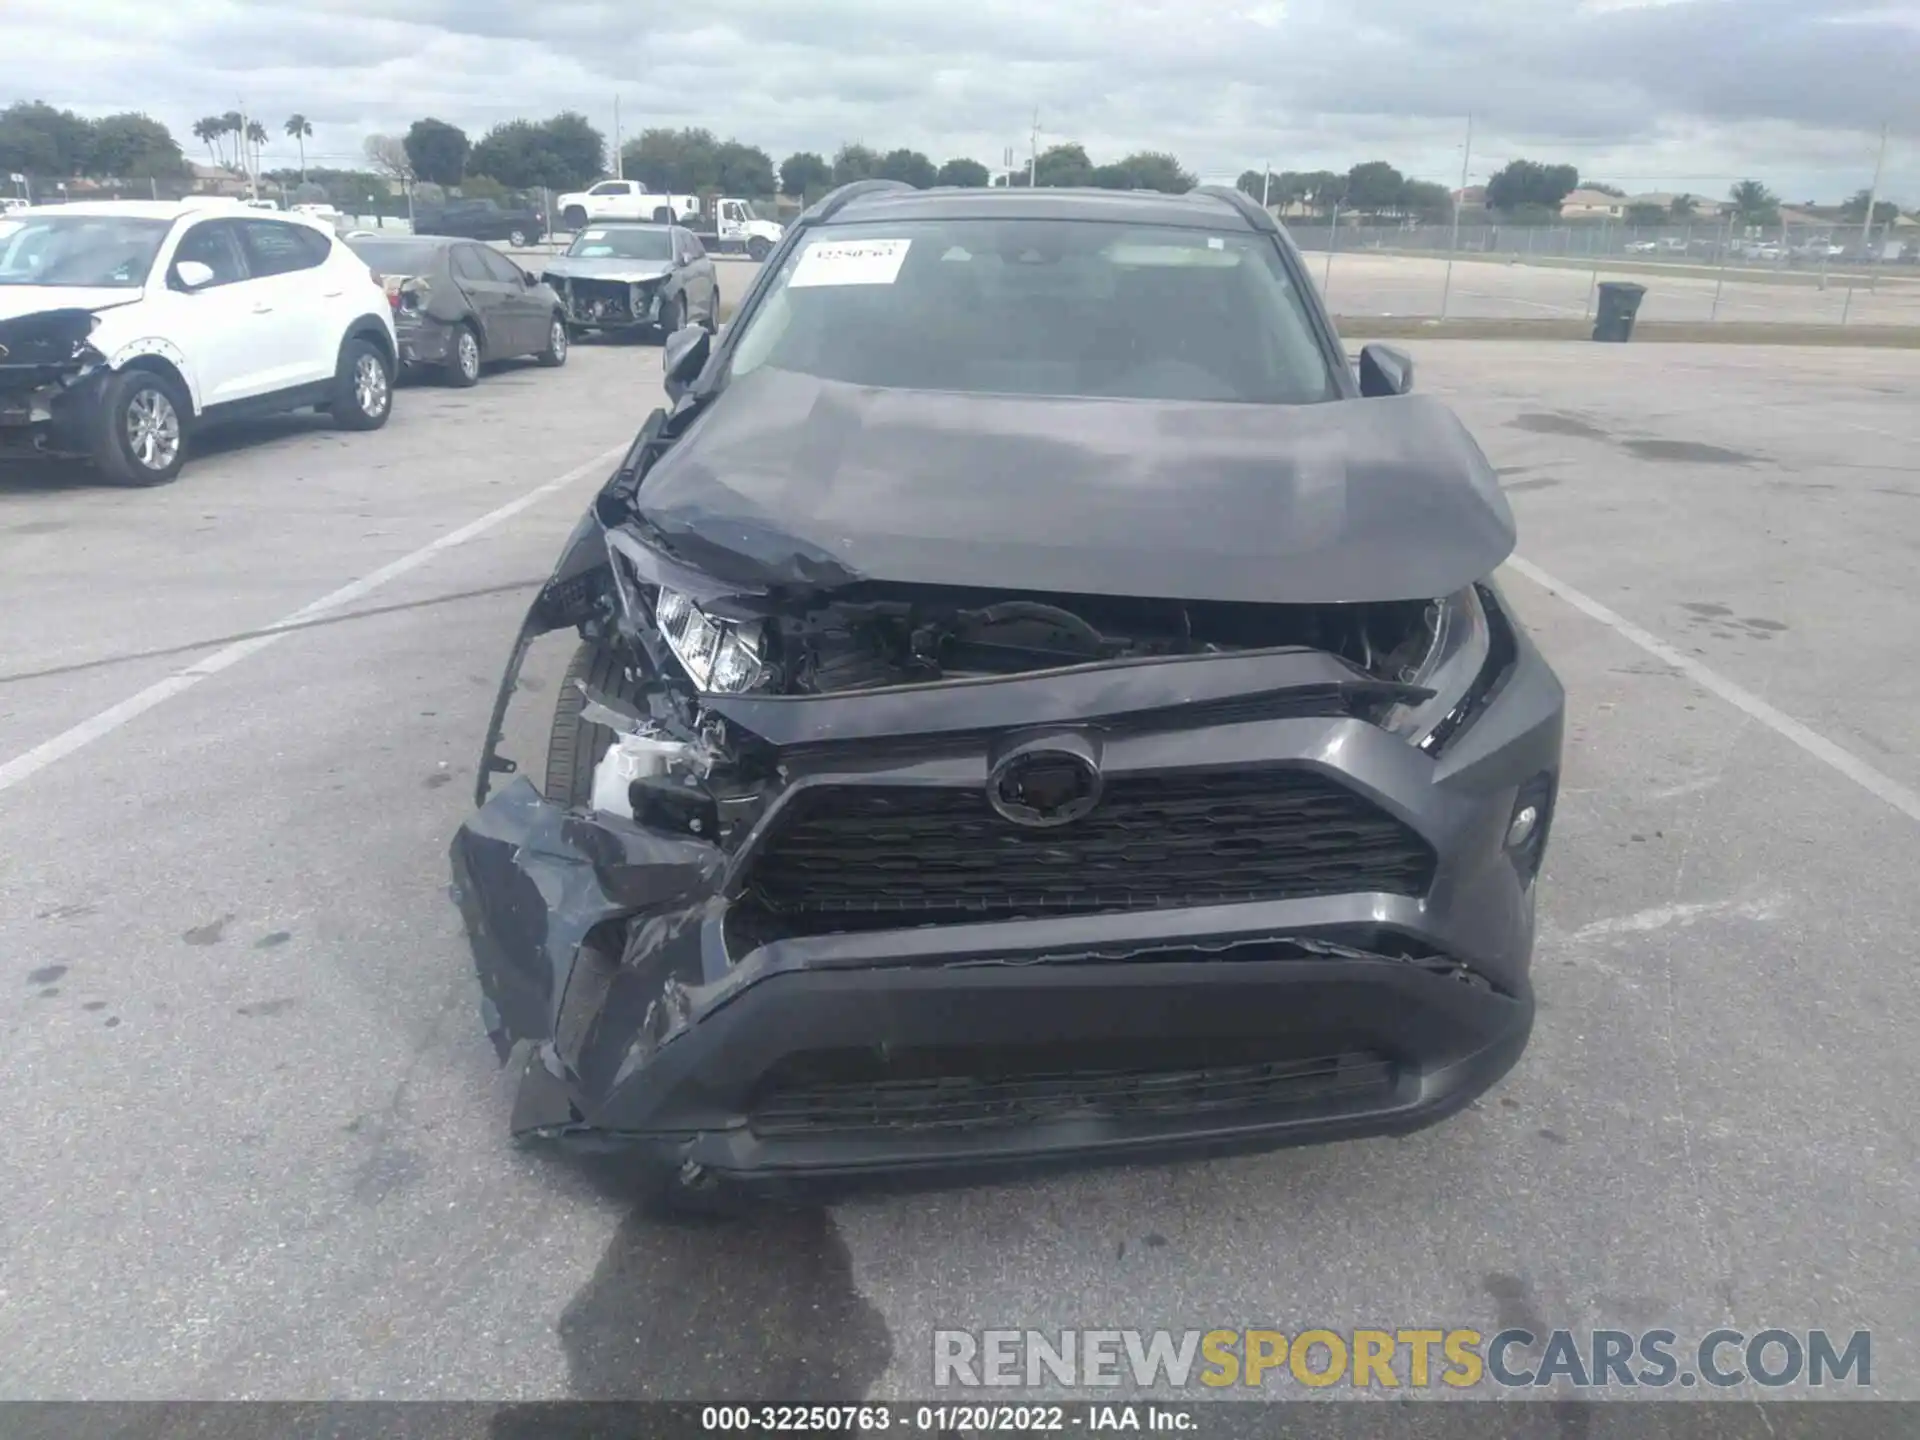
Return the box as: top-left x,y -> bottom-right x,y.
1557,188 -> 1625,218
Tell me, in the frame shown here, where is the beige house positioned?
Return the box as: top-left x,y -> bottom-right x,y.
1558,188 -> 1626,218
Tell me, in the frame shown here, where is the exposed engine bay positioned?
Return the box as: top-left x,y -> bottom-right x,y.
0,309 -> 106,451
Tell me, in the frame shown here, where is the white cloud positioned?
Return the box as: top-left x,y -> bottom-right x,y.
4,0 -> 1916,201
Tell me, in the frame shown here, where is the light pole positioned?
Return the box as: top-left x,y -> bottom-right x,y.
1439,113 -> 1473,320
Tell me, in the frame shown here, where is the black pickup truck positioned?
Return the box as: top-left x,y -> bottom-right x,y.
412,198 -> 547,247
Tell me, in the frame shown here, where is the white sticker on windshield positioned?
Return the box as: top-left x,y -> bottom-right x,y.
582,229 -> 607,240
789,238 -> 911,288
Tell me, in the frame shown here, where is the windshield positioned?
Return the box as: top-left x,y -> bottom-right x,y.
725,218 -> 1337,404
0,215 -> 171,288
566,226 -> 672,261
348,238 -> 444,274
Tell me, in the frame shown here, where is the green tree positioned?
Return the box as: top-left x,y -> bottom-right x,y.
936,157 -> 989,187
244,120 -> 268,175
192,117 -> 224,167
1032,143 -> 1093,187
1485,159 -> 1579,214
715,140 -> 776,196
1670,194 -> 1698,219
876,148 -> 938,187
0,100 -> 94,177
1296,170 -> 1346,214
404,118 -> 469,187
780,151 -> 831,197
1236,169 -> 1269,201
1624,202 -> 1666,226
470,114 -> 604,191
1096,151 -> 1195,193
1345,160 -> 1407,215
364,134 -> 413,184
539,112 -> 606,189
459,173 -> 509,202
831,143 -> 880,185
1728,178 -> 1780,226
85,113 -> 186,179
1399,179 -> 1455,225
624,127 -> 719,190
1840,188 -> 1899,227
284,115 -> 312,180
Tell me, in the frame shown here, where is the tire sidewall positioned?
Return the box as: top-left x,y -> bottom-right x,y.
451,325 -> 482,386
334,338 -> 393,429
541,313 -> 569,366
97,370 -> 188,486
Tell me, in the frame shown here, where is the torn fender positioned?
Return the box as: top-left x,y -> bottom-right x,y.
448,776 -> 725,1059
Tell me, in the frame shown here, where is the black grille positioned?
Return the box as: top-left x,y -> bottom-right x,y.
750,1052 -> 1396,1137
562,277 -> 637,321
740,768 -> 1435,933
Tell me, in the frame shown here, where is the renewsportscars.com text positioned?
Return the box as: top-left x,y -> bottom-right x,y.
932,1328 -> 1872,1391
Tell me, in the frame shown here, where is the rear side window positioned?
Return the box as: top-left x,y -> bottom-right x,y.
683,231 -> 707,260
477,247 -> 525,284
449,246 -> 491,283
237,220 -> 330,276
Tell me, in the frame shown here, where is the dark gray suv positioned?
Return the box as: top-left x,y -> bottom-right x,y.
452,179 -> 1566,1211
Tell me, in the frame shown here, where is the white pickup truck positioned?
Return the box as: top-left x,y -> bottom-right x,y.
556,180 -> 697,230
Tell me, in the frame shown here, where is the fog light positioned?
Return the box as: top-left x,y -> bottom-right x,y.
1506,804 -> 1540,850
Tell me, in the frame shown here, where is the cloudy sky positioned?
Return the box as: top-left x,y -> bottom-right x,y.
6,0 -> 1918,203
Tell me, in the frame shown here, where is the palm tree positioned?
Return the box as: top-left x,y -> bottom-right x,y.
284,114 -> 312,180
1669,193 -> 1697,220
1728,178 -> 1778,225
244,120 -> 269,175
192,117 -> 221,166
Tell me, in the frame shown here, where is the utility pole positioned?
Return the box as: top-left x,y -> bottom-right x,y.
614,96 -> 623,179
239,101 -> 258,201
1029,110 -> 1039,188
1261,163 -> 1271,209
1439,113 -> 1472,320
1860,121 -> 1888,259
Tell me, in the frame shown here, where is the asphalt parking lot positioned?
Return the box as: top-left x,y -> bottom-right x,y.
3,337 -> 1918,1403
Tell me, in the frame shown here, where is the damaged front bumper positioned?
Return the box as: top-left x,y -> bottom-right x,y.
0,310 -> 108,460
450,582 -> 1563,1197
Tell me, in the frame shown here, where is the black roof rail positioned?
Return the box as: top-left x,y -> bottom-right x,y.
1194,184 -> 1279,234
803,178 -> 917,224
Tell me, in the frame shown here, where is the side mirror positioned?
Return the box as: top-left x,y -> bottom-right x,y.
1357,343 -> 1413,397
661,323 -> 711,402
173,260 -> 216,291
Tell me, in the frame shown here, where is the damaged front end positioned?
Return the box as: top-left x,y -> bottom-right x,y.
451,384 -> 1563,1202
0,308 -> 108,459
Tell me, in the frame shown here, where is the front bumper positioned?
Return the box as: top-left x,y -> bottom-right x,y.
0,369 -> 106,460
554,284 -> 666,331
450,592 -> 1563,1196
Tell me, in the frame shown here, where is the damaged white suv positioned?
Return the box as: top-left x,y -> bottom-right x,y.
0,199 -> 397,486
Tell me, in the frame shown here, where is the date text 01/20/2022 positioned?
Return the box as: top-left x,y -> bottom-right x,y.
698,1404 -> 1196,1432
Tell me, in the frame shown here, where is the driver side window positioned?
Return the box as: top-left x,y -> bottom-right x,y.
170,221 -> 247,289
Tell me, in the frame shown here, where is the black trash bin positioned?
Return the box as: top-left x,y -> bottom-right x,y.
1592,281 -> 1647,342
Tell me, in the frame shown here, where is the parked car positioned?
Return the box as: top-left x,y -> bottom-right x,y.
346,234 -> 568,386
537,222 -> 719,340
554,180 -> 698,231
412,197 -> 546,248
1,199 -> 396,486
452,180 -> 1565,1212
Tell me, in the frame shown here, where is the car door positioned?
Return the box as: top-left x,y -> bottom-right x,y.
148,218 -> 270,409
448,243 -> 517,357
233,219 -> 338,392
475,243 -> 545,354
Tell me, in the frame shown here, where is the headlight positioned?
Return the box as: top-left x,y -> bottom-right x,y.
653,587 -> 766,693
1383,586 -> 1491,752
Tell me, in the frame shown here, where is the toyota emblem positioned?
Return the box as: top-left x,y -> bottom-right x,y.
987,747 -> 1103,829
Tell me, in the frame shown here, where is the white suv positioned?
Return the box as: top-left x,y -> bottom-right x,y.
0,199 -> 397,485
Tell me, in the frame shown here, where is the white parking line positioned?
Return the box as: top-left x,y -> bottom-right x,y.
0,442 -> 629,797
1506,555 -> 1920,827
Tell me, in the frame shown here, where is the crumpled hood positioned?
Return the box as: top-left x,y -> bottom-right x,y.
629,368 -> 1517,605
542,258 -> 670,284
0,287 -> 140,323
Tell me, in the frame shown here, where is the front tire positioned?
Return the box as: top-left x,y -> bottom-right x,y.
537,313 -> 569,367
507,228 -> 529,248
746,236 -> 771,261
544,642 -> 632,809
332,338 -> 393,430
93,370 -> 188,486
447,323 -> 482,387
655,294 -> 683,344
